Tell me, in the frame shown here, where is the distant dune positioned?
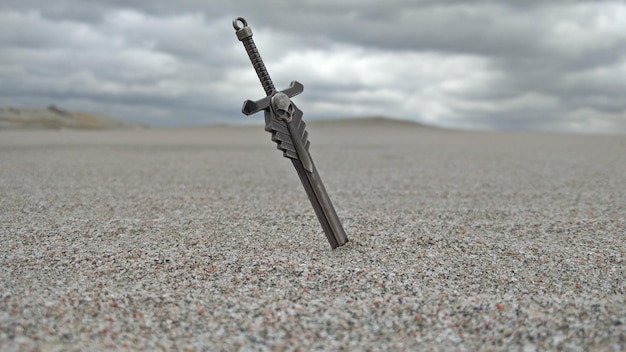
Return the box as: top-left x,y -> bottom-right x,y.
308,116 -> 436,128
0,105 -> 147,130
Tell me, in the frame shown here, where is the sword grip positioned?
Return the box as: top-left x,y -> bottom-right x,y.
233,17 -> 275,96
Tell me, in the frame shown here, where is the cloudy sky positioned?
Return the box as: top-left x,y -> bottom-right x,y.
1,1 -> 625,133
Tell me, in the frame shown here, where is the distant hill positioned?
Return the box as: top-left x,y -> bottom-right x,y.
308,116 -> 434,128
0,105 -> 147,130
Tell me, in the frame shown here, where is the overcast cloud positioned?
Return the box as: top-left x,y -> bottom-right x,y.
1,1 -> 625,133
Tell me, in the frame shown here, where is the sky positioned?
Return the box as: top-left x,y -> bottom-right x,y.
1,1 -> 625,133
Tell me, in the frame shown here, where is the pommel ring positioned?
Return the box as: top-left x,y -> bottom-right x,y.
232,17 -> 248,30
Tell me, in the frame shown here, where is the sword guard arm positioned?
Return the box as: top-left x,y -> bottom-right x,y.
241,81 -> 304,116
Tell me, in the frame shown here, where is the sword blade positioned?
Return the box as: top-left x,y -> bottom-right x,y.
291,159 -> 348,248
285,107 -> 347,247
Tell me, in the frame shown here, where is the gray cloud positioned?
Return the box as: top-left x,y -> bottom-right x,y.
0,0 -> 625,133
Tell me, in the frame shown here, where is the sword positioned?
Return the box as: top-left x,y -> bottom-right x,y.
232,17 -> 349,249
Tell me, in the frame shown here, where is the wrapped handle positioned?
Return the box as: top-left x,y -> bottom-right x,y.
233,17 -> 275,96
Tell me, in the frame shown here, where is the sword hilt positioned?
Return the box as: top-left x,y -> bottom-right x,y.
233,17 -> 275,96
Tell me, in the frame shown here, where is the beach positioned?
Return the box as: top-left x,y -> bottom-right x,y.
1,121 -> 624,350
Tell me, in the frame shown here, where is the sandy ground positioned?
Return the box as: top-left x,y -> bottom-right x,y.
1,122 -> 625,350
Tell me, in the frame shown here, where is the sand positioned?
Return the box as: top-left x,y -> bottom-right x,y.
1,122 -> 624,350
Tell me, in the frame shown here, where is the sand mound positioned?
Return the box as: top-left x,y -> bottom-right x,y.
0,105 -> 146,129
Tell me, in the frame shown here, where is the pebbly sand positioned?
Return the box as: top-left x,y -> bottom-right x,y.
0,121 -> 624,350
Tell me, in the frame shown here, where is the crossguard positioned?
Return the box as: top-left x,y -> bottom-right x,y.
242,81 -> 304,116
